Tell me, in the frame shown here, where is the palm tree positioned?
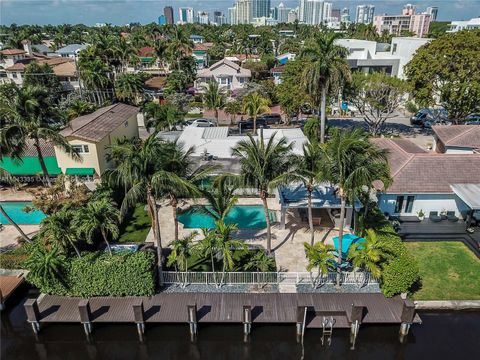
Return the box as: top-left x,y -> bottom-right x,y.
74,198 -> 121,255
167,231 -> 197,287
0,85 -> 80,187
105,135 -> 196,284
25,245 -> 66,287
242,91 -> 270,136
38,209 -> 82,258
299,32 -> 351,143
115,73 -> 145,105
166,26 -> 193,70
348,229 -> 387,285
318,129 -> 391,287
200,175 -> 239,221
224,100 -> 242,125
295,143 -> 325,245
245,251 -> 275,272
66,100 -> 96,121
304,241 -> 335,288
78,55 -> 113,105
144,102 -> 184,132
232,133 -> 297,253
202,81 -> 225,126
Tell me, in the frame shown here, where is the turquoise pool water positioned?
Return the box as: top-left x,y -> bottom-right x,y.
0,201 -> 46,225
333,234 -> 365,255
177,205 -> 275,229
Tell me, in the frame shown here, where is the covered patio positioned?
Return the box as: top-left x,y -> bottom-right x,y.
277,184 -> 362,231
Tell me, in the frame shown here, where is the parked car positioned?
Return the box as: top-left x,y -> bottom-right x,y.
465,114 -> 480,125
189,118 -> 214,127
238,117 -> 268,130
258,113 -> 282,125
410,108 -> 450,127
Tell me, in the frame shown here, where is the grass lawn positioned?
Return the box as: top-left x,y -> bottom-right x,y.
117,204 -> 151,243
406,241 -> 480,300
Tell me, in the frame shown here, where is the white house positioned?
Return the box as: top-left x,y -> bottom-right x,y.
373,138 -> 480,220
432,125 -> 480,154
195,59 -> 251,92
447,17 -> 480,32
55,44 -> 89,58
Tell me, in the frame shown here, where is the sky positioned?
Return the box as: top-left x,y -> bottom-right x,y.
1,0 -> 479,26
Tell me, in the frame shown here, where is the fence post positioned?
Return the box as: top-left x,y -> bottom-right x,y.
24,298 -> 41,335
243,305 -> 252,341
78,299 -> 93,338
133,299 -> 145,341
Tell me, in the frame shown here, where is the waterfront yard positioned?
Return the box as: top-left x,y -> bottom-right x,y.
406,242 -> 480,300
117,205 -> 150,243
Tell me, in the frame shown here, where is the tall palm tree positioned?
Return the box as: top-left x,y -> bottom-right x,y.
166,26 -> 193,70
242,91 -> 270,136
200,175 -> 239,221
167,231 -> 197,287
143,102 -> 184,132
245,250 -> 276,272
66,99 -> 97,121
39,209 -> 82,258
299,32 -> 351,143
232,133 -> 297,253
304,241 -> 336,289
348,229 -> 388,285
295,143 -> 325,245
224,100 -> 242,125
0,85 -> 79,187
115,73 -> 145,105
78,55 -> 112,105
202,81 -> 225,126
105,135 -> 195,284
318,129 -> 391,287
25,245 -> 66,288
74,198 -> 121,255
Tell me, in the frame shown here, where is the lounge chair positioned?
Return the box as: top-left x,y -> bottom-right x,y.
429,211 -> 443,222
446,211 -> 459,222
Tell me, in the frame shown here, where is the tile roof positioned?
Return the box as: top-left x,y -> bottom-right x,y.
433,125 -> 480,149
138,46 -> 155,57
373,138 -> 480,193
3,139 -> 56,157
60,103 -> 139,143
55,44 -> 88,54
0,49 -> 26,55
144,76 -> 167,89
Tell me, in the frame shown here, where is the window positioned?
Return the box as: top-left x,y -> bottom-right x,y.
124,121 -> 129,128
405,196 -> 415,213
72,145 -> 90,154
12,72 -> 17,78
394,196 -> 404,214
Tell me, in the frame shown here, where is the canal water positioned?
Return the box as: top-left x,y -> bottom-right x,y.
2,294 -> 479,360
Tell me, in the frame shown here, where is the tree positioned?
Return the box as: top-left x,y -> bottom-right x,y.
232,133 -> 297,253
299,32 -> 351,143
345,72 -> 409,135
167,231 -> 197,287
65,99 -> 97,121
318,129 -> 391,287
75,197 -> 121,255
202,81 -> 225,126
105,135 -> 196,284
244,250 -> 275,272
23,62 -> 63,102
347,229 -> 388,285
115,73 -> 145,105
304,242 -> 335,288
224,100 -> 242,125
405,31 -> 480,123
144,102 -> 184,132
0,85 -> 79,187
39,209 -> 82,258
200,175 -> 239,221
25,245 -> 67,288
276,59 -> 309,123
242,91 -> 270,135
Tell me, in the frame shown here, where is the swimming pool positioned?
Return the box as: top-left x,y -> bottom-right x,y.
0,201 -> 46,225
177,205 -> 276,229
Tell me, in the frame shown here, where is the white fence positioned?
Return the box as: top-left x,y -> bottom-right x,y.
162,271 -> 378,286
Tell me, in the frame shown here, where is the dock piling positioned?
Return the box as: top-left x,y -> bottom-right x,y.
78,299 -> 93,337
0,289 -> 4,311
188,304 -> 198,339
296,306 -> 308,343
348,303 -> 364,350
399,300 -> 415,343
24,298 -> 41,334
133,299 -> 146,341
243,305 -> 252,342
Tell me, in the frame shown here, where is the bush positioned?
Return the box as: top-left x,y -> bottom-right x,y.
0,240 -> 43,269
26,250 -> 156,297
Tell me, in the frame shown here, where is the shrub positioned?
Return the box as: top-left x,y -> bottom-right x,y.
0,253 -> 29,269
26,250 -> 156,297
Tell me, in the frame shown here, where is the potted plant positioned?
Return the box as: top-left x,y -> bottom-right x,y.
417,210 -> 425,221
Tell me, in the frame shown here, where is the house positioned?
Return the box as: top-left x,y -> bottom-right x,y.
373,138 -> 480,220
447,17 -> 480,32
195,58 -> 251,92
276,53 -> 295,65
225,54 -> 260,64
55,103 -> 139,177
432,125 -> 480,154
271,65 -> 285,85
192,43 -> 213,69
189,35 -> 205,44
55,44 -> 89,58
131,46 -> 167,75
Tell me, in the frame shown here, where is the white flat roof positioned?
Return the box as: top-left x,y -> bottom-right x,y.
451,184 -> 480,210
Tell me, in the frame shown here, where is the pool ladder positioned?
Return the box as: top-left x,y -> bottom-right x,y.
321,316 -> 334,346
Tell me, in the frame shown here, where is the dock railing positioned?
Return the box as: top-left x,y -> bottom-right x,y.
162,271 -> 378,287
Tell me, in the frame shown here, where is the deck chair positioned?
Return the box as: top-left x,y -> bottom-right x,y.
429,211 -> 442,222
446,211 -> 459,222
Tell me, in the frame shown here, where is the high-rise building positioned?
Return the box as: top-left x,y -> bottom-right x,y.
356,4 -> 375,24
287,9 -> 298,23
213,11 -> 227,25
228,6 -> 237,24
197,11 -> 210,24
252,0 -> 271,18
236,0 -> 253,24
158,15 -> 167,25
304,0 -> 324,25
164,6 -> 174,25
341,7 -> 350,23
298,0 -> 306,23
402,4 -> 416,16
410,13 -> 431,37
271,6 -> 279,20
178,7 -> 194,24
373,3 -> 431,38
277,2 -> 291,23
331,9 -> 341,21
323,2 -> 333,22
426,6 -> 438,21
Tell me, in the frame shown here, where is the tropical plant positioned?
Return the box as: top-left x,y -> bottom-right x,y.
115,73 -> 145,105
25,245 -> 67,288
0,85 -> 79,187
202,81 -> 225,126
232,132 -> 297,253
38,209 -> 82,257
242,91 -> 270,135
299,32 -> 351,142
244,251 -> 275,272
143,102 -> 184,132
224,100 -> 242,125
65,99 -> 97,121
318,129 -> 391,287
304,242 -> 335,288
74,197 -> 121,255
167,231 -> 197,287
200,175 -> 239,221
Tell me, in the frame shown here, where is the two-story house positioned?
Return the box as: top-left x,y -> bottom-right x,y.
195,59 -> 251,92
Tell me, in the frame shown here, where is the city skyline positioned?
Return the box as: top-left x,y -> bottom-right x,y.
1,0 -> 478,25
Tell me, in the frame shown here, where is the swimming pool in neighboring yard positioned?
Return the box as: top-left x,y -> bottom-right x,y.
0,201 -> 46,225
177,205 -> 276,229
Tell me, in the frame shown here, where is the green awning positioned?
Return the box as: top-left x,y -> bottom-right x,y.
65,168 -> 95,176
0,156 -> 61,176
140,57 -> 154,63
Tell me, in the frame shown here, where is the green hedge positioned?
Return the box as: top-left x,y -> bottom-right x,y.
27,251 -> 156,297
0,241 -> 42,269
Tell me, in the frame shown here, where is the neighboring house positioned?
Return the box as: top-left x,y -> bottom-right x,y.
225,54 -> 260,64
192,43 -> 213,69
432,125 -> 480,154
55,103 -> 139,177
131,46 -> 168,75
195,58 -> 251,92
276,53 -> 295,65
189,35 -> 205,44
0,48 -> 27,83
447,17 -> 480,32
271,65 -> 285,85
55,44 -> 89,58
373,138 -> 480,219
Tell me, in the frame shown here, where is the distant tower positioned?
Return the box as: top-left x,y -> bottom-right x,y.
158,15 -> 167,25
236,0 -> 252,24
356,4 -> 375,24
341,7 -> 350,23
164,6 -> 174,24
252,0 -> 271,18
426,6 -> 438,21
178,7 -> 194,24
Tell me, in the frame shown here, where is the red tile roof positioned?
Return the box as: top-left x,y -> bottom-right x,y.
138,46 -> 155,57
0,49 -> 26,55
433,125 -> 480,149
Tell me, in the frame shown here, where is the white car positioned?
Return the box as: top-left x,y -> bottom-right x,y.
190,118 -> 214,127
